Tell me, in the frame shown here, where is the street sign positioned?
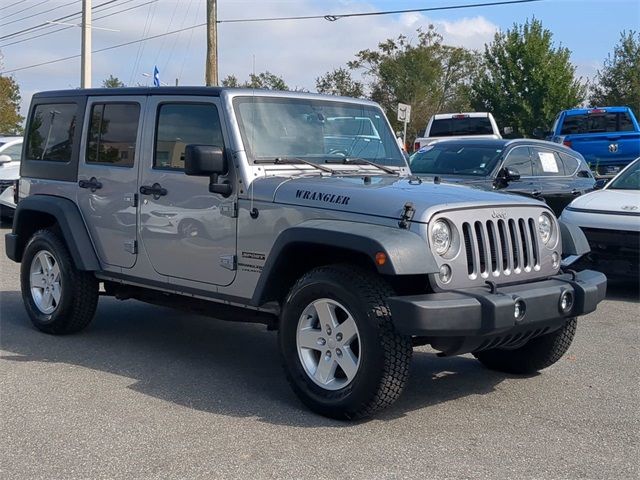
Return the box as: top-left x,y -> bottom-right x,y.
397,103 -> 411,123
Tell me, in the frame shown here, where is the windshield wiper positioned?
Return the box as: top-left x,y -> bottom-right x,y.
254,157 -> 337,174
325,157 -> 399,175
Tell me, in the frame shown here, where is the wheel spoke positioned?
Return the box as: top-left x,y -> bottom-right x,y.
314,300 -> 338,330
51,262 -> 61,281
314,354 -> 337,385
51,284 -> 61,305
336,348 -> 359,382
336,316 -> 358,345
30,272 -> 47,288
41,290 -> 53,310
298,327 -> 324,351
43,253 -> 54,272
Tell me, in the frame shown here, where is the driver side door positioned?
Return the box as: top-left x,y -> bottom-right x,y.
498,146 -> 542,200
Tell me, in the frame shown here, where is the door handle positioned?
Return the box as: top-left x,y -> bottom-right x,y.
78,177 -> 102,192
139,183 -> 167,198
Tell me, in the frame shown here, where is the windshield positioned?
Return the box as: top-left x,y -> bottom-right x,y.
429,117 -> 494,137
607,159 -> 640,190
233,96 -> 405,166
409,143 -> 503,177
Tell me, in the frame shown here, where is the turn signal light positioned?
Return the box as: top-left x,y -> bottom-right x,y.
375,252 -> 387,266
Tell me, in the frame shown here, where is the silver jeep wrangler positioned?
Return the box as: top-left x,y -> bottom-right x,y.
6,87 -> 606,419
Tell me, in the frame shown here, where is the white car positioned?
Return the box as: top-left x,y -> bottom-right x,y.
560,157 -> 640,279
0,136 -> 22,218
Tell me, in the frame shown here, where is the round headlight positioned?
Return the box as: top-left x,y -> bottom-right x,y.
538,213 -> 554,245
431,219 -> 452,255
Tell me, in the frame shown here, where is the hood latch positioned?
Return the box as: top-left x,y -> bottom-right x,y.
398,202 -> 415,229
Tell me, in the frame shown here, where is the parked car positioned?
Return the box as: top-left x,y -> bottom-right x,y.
409,138 -> 595,216
0,136 -> 22,218
6,87 -> 606,420
545,106 -> 640,177
413,112 -> 502,151
560,157 -> 640,279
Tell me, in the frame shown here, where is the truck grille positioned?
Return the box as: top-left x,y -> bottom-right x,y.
462,218 -> 540,278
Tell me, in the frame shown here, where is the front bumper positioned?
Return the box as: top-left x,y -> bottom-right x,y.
388,269 -> 606,337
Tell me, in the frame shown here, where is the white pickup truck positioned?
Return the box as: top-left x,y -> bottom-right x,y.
413,112 -> 502,151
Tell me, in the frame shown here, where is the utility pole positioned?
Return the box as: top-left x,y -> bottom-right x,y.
81,0 -> 91,88
205,0 -> 218,86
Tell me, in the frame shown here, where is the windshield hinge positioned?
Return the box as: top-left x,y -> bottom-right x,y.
398,202 -> 416,229
220,201 -> 238,218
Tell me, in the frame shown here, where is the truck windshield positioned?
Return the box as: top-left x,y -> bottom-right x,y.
233,96 -> 405,166
409,143 -> 503,177
560,112 -> 635,134
607,160 -> 640,190
429,117 -> 493,137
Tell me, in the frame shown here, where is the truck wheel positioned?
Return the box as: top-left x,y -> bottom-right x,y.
473,318 -> 577,374
20,229 -> 99,334
279,265 -> 412,420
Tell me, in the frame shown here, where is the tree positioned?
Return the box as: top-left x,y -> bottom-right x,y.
316,68 -> 364,98
0,54 -> 23,134
221,71 -> 288,90
347,27 -> 478,139
470,18 -> 586,136
101,75 -> 125,88
590,31 -> 640,114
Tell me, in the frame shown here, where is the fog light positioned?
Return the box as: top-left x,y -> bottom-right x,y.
514,299 -> 526,320
552,252 -> 560,269
438,264 -> 452,283
559,290 -> 574,314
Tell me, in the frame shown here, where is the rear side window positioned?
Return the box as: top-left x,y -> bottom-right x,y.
154,103 -> 223,170
27,103 -> 78,162
560,112 -> 635,134
532,148 -> 565,176
558,152 -> 580,175
86,103 -> 140,167
429,117 -> 493,137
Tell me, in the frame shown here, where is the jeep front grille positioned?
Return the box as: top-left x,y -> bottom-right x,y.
462,218 -> 540,278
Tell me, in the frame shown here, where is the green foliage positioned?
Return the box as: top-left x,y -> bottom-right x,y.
221,71 -> 289,91
347,26 -> 479,138
0,54 -> 23,134
590,30 -> 640,115
101,75 -> 125,88
316,68 -> 365,98
471,18 -> 586,136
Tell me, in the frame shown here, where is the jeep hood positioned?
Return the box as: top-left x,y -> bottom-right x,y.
249,175 -> 544,222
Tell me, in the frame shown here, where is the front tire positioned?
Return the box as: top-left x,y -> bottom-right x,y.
20,229 -> 99,334
473,318 -> 577,374
279,265 -> 412,420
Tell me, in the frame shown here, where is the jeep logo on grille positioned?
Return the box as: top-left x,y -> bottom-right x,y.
491,209 -> 507,219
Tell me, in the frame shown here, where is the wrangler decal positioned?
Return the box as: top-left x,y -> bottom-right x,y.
295,189 -> 351,205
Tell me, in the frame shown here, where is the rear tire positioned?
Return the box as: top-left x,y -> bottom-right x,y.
473,318 -> 577,374
279,265 -> 412,420
20,229 -> 99,334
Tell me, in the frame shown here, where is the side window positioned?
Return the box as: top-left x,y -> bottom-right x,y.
2,143 -> 23,161
86,103 -> 140,167
26,103 -> 78,162
502,147 -> 532,176
532,148 -> 565,176
154,103 -> 223,170
558,152 -> 580,176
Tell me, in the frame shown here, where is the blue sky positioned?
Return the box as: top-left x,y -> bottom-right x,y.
1,0 -> 639,114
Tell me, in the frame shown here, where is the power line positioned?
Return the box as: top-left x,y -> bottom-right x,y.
0,0 -> 153,48
0,0 -> 29,12
0,0 -> 49,20
0,0 -> 121,41
1,0 -> 544,75
0,0 -> 77,28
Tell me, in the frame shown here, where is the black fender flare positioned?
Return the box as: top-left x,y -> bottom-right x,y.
251,219 -> 438,306
6,195 -> 100,270
559,220 -> 590,256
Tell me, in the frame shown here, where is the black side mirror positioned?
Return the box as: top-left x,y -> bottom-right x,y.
594,178 -> 609,190
497,166 -> 521,183
184,145 -> 232,196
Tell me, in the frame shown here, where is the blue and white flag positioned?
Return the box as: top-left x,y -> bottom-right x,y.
153,66 -> 160,87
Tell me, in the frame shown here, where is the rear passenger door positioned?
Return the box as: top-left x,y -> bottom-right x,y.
530,146 -> 574,215
77,97 -> 145,269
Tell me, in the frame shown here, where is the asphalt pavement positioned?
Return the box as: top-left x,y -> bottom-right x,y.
0,221 -> 638,479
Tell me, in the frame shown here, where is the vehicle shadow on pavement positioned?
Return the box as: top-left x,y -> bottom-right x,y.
605,279 -> 639,302
2,291 -> 517,426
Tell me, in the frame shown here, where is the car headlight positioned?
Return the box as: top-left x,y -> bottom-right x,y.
431,219 -> 452,255
538,213 -> 554,245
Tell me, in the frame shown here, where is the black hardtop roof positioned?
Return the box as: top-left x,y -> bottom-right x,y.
33,86 -> 225,99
